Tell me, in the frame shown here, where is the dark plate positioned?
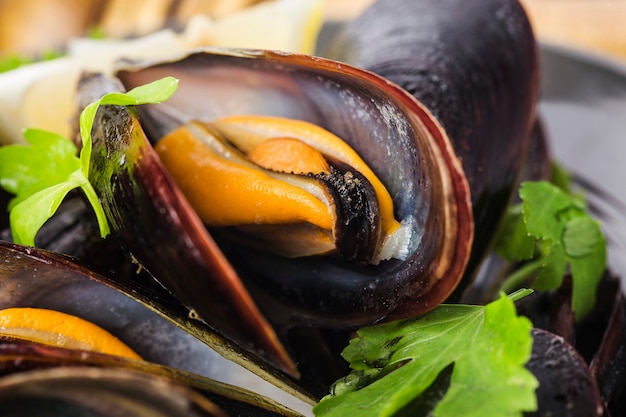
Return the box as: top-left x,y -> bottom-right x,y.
539,43 -> 626,280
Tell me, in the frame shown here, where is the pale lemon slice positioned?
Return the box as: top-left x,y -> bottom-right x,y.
0,0 -> 325,146
0,307 -> 142,360
182,0 -> 325,54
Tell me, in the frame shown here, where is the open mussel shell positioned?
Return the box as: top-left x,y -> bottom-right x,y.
0,240 -> 314,413
0,341 -> 306,417
324,0 -> 541,288
110,48 -> 472,328
78,48 -> 473,386
107,0 -> 542,337
0,367 -> 226,417
73,0 -> 539,392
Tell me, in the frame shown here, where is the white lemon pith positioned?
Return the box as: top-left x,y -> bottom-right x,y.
0,0 -> 324,145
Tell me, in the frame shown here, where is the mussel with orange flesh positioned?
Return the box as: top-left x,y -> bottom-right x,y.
0,240 -> 314,414
78,50 -> 472,391
156,116 -> 391,264
324,0 -> 541,290
76,73 -> 299,378
73,0 -> 541,388
92,51 -> 472,332
112,49 -> 473,331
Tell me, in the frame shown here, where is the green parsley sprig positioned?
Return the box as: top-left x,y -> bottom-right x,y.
496,180 -> 606,321
0,76 -> 179,246
314,290 -> 538,417
315,173 -> 608,416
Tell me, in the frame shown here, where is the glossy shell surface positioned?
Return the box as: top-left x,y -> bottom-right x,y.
0,240 -> 314,412
112,49 -> 473,328
325,0 -> 541,282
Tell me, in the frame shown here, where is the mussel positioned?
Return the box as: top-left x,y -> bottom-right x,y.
59,0 -> 541,391
1,0 -> 543,403
0,240 -> 313,415
514,273 -> 626,416
324,0 -> 541,283
110,48 -> 474,317
0,367 -> 227,417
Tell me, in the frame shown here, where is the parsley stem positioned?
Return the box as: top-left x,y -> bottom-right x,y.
500,258 -> 544,295
80,180 -> 110,238
507,288 -> 533,303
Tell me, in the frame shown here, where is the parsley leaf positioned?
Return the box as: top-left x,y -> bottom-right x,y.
0,76 -> 179,246
495,205 -> 535,261
497,180 -> 606,321
314,291 -> 538,417
0,129 -> 80,208
0,50 -> 62,73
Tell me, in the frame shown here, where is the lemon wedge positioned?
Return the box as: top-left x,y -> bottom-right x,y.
183,0 -> 325,54
0,307 -> 142,360
0,0 -> 325,145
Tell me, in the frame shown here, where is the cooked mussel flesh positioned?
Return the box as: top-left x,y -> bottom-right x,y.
156,115 -> 411,265
112,48 -> 473,331
324,0 -> 541,285
0,240 -> 314,414
0,0 -> 547,402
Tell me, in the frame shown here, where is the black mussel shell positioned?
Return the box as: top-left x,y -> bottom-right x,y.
324,0 -> 541,288
526,328 -> 604,417
0,341 -> 306,417
0,240 -> 315,410
0,367 -> 227,417
517,275 -> 626,416
589,280 -> 626,416
112,49 -> 472,329
75,0 -> 538,389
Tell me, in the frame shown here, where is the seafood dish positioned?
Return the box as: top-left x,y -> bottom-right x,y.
0,0 -> 624,415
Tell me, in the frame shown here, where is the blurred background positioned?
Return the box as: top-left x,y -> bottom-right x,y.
520,0 -> 626,61
1,0 -> 626,62
336,0 -> 626,63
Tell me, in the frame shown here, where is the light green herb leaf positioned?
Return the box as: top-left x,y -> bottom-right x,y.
0,76 -> 179,246
111,76 -> 179,104
0,129 -> 79,207
314,294 -> 537,417
495,205 -> 535,261
533,244 -> 566,291
520,181 -> 573,242
521,181 -> 606,320
498,180 -> 607,321
0,55 -> 35,73
568,218 -> 606,319
562,216 -> 601,258
0,50 -> 62,73
435,295 -> 538,416
78,101 -> 99,176
10,178 -> 83,246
